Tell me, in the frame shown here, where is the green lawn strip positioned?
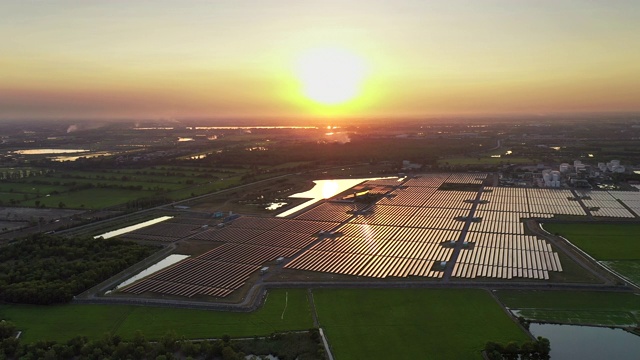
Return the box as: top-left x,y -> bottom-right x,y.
314,288 -> 528,360
29,177 -> 190,190
0,182 -> 67,195
166,178 -> 242,200
117,289 -> 312,339
602,260 -> 640,287
263,161 -> 312,170
495,290 -> 640,326
543,223 -> 640,260
0,193 -> 23,203
0,289 -> 312,343
38,188 -> 150,209
0,304 -> 133,342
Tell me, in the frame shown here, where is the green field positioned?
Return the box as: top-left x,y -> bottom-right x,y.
39,188 -> 150,209
0,166 -> 249,209
543,223 -> 640,286
313,288 -> 528,359
603,260 -> 640,287
495,290 -> 640,326
543,223 -> 640,260
0,289 -> 312,342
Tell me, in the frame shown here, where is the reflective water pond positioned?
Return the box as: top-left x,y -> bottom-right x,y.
13,149 -> 90,154
265,202 -> 287,210
529,323 -> 640,360
94,216 -> 173,239
113,254 -> 190,290
277,178 -> 394,217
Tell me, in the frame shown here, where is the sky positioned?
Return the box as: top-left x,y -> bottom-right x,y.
1,0 -> 639,121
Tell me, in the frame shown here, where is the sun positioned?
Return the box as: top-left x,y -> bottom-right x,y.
296,47 -> 367,105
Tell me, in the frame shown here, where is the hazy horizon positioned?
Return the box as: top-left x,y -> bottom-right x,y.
2,0 -> 639,121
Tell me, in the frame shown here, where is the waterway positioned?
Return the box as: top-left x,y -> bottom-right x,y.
529,323 -> 640,360
94,216 -> 173,239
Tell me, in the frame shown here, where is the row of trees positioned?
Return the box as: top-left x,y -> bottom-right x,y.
0,234 -> 155,304
485,337 -> 551,360
0,322 -> 323,360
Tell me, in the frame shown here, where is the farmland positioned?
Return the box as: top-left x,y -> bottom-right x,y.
543,223 -> 640,260
495,290 -> 640,327
1,288 -> 532,359
0,166 -> 248,210
313,288 -> 529,359
544,223 -> 640,286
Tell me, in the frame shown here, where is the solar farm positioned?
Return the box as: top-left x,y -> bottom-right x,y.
115,173 -> 640,300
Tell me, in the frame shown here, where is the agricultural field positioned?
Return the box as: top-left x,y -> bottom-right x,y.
313,288 -> 529,359
0,289 -> 312,342
603,260 -> 640,287
0,166 -> 249,210
495,290 -> 640,327
544,223 -> 640,260
543,223 -> 640,286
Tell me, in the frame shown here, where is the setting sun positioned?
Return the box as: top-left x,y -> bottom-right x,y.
295,47 -> 368,105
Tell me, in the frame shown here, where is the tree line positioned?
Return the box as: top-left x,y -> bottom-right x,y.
0,321 -> 324,360
0,234 -> 156,304
485,337 -> 551,360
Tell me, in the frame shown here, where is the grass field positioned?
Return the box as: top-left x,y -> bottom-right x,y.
495,290 -> 640,326
0,289 -> 312,342
313,288 -> 528,359
39,188 -> 150,209
0,165 -> 249,210
603,260 -> 640,287
543,223 -> 640,260
543,223 -> 640,287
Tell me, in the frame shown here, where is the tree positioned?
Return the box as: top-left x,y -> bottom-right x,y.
534,337 -> 551,359
0,321 -> 16,340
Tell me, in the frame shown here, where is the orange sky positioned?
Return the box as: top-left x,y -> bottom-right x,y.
1,1 -> 639,120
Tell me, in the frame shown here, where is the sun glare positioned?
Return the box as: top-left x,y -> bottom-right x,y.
296,47 -> 367,105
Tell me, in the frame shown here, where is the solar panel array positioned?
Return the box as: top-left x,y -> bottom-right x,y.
118,173 -> 640,299
284,173 -> 486,279
403,174 -> 451,187
122,216 -> 338,298
608,191 -> 640,217
453,234 -> 562,280
120,217 -> 210,242
576,190 -> 636,218
527,189 -> 585,216
295,202 -> 363,222
446,173 -> 488,184
455,187 -> 565,280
